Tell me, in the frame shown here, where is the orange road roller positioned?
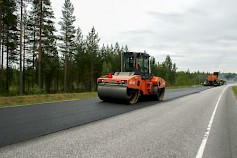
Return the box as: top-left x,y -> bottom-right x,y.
97,52 -> 166,104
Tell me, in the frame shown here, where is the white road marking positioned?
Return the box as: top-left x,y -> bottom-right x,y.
196,86 -> 228,158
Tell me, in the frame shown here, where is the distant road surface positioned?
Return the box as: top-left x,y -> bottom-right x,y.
0,86 -> 237,158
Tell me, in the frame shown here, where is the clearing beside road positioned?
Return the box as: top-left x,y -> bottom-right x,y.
0,92 -> 97,107
233,86 -> 237,98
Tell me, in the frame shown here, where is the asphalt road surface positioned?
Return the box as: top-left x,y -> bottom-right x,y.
0,86 -> 208,147
0,85 -> 237,158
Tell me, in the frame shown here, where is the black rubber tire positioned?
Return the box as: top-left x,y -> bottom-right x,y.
127,89 -> 140,104
151,87 -> 165,101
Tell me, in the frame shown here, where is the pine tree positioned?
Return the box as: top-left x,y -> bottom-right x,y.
74,27 -> 85,90
0,0 -> 3,93
38,0 -> 43,90
42,0 -> 58,92
29,0 -> 57,92
12,0 -> 33,94
27,0 -> 39,90
22,2 -> 32,93
58,0 -> 76,92
1,0 -> 18,94
19,0 -> 24,95
124,45 -> 129,52
85,27 -> 100,91
102,61 -> 112,75
113,42 -> 122,72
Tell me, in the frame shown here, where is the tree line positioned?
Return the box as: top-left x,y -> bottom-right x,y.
151,55 -> 236,86
0,0 -> 129,95
0,0 -> 234,96
150,55 -> 210,87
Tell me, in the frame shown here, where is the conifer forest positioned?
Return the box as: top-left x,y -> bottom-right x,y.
0,0 -> 235,96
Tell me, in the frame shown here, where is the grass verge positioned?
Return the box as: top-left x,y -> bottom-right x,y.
0,92 -> 98,108
232,86 -> 237,98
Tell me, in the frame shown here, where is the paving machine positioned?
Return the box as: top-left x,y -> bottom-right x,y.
204,72 -> 222,86
97,52 -> 166,104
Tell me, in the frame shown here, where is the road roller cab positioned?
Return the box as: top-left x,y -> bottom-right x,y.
97,52 -> 166,104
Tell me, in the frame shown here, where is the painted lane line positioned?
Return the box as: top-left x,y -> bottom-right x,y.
196,86 -> 228,158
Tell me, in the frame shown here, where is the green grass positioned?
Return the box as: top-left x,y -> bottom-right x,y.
232,86 -> 237,97
0,92 -> 98,107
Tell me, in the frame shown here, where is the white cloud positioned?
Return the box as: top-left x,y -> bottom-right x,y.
51,0 -> 237,73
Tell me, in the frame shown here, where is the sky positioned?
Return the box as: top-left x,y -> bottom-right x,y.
51,0 -> 237,73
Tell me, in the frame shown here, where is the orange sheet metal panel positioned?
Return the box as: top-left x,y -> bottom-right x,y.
208,75 -> 218,82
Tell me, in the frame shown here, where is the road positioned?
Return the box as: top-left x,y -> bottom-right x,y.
0,85 -> 237,158
0,86 -> 208,147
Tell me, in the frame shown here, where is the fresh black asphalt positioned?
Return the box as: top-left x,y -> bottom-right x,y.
0,86 -> 209,147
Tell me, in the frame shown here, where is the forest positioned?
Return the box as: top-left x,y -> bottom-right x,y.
0,0 -> 236,96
